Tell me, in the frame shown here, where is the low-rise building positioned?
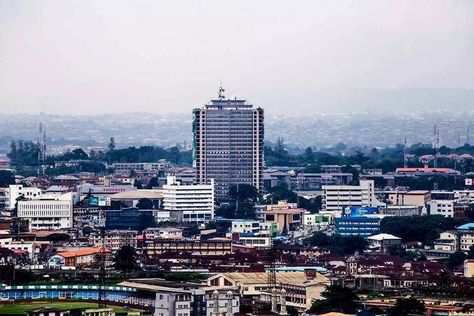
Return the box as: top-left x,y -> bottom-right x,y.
430,200 -> 455,218
303,212 -> 334,229
143,238 -> 233,257
256,201 -> 305,233
367,233 -> 402,253
144,227 -> 183,240
207,270 -> 329,311
388,190 -> 431,208
90,230 -> 137,252
48,247 -> 110,268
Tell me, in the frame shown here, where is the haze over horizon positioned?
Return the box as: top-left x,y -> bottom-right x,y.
1,0 -> 473,115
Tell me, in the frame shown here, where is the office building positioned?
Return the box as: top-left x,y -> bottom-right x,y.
323,180 -> 382,213
335,206 -> 382,237
162,176 -> 215,223
5,185 -> 42,210
16,192 -> 73,230
193,92 -> 264,200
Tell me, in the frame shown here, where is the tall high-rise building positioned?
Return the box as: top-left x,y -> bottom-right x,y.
193,89 -> 264,200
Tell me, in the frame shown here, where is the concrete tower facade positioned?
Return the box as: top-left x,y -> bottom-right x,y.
193,91 -> 264,200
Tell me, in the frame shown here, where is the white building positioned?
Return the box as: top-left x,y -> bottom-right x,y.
112,160 -> 171,173
228,220 -> 274,249
5,184 -> 42,210
0,237 -> 39,261
430,200 -> 455,218
162,176 -> 215,223
144,227 -> 183,239
434,231 -> 458,252
322,180 -> 382,213
90,230 -> 137,252
367,233 -> 402,253
17,192 -> 73,230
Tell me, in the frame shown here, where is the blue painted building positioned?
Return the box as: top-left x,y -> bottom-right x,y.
335,206 -> 381,237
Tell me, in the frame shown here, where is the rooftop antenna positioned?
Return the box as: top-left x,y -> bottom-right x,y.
403,137 -> 408,168
218,81 -> 225,100
468,125 -> 471,145
433,124 -> 439,168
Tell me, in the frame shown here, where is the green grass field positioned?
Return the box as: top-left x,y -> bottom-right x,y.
0,301 -> 140,314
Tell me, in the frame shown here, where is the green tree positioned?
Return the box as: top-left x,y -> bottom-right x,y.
113,245 -> 139,273
265,183 -> 297,204
308,285 -> 360,314
387,297 -> 425,316
0,170 -> 15,187
304,232 -> 369,256
229,184 -> 259,202
136,198 -> 153,209
148,177 -> 160,188
447,251 -> 466,269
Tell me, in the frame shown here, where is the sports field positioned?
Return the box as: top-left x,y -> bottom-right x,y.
0,301 -> 140,314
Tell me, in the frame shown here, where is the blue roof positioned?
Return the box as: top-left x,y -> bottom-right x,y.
457,223 -> 474,230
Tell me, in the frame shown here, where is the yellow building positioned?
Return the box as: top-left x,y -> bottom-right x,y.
464,259 -> 474,278
259,201 -> 306,232
388,190 -> 431,207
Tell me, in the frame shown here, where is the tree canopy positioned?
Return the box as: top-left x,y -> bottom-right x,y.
308,285 -> 360,314
113,245 -> 139,273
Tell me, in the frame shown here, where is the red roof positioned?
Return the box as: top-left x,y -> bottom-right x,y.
56,247 -> 109,258
396,167 -> 457,173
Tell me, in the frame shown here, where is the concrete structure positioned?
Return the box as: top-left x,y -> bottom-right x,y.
464,259 -> 474,278
143,238 -> 233,257
144,227 -> 183,239
229,220 -> 276,249
430,200 -> 455,218
388,190 -> 431,207
382,205 -> 420,216
207,270 -> 329,311
48,247 -> 110,268
303,212 -> 334,229
0,237 -> 39,261
17,192 -> 73,230
109,189 -> 163,208
112,160 -> 171,173
457,223 -> 474,253
323,180 -> 381,213
162,176 -> 215,223
434,231 -> 458,253
193,95 -> 264,200
75,183 -> 136,204
5,184 -> 42,210
367,233 -> 402,253
256,201 -> 305,233
90,230 -> 137,252
119,280 -> 240,316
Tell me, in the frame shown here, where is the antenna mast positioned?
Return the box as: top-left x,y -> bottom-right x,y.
403,137 -> 408,168
218,81 -> 225,100
433,124 -> 439,168
37,122 -> 46,176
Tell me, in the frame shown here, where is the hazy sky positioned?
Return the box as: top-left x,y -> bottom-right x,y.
1,0 -> 473,115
